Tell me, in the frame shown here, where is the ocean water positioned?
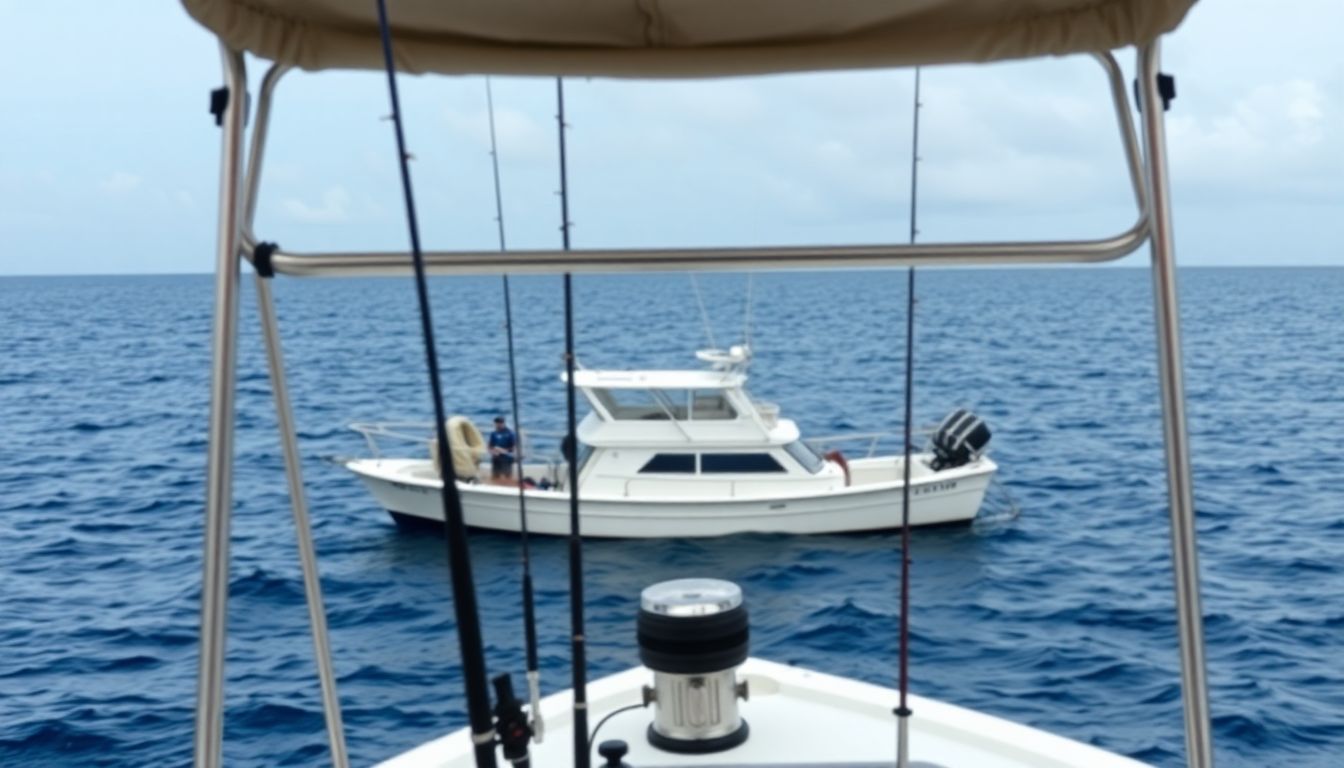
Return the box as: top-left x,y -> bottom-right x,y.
1,268 -> 1341,767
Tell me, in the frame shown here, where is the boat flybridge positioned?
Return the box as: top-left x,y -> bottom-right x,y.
344,345 -> 997,537
184,0 -> 1213,767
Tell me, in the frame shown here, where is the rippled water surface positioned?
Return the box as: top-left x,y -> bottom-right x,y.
2,269 -> 1341,767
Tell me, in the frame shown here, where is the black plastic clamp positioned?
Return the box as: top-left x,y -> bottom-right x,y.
1134,73 -> 1177,113
253,242 -> 279,279
210,87 -> 229,126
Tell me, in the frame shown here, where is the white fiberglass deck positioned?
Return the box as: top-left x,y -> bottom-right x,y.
377,658 -> 1147,768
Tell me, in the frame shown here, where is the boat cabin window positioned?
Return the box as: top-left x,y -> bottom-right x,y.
592,388 -> 669,420
691,390 -> 736,420
592,387 -> 736,422
639,454 -> 696,473
701,453 -> 785,473
650,389 -> 737,421
784,441 -> 825,474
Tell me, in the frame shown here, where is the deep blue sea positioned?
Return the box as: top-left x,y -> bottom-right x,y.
2,268 -> 1341,767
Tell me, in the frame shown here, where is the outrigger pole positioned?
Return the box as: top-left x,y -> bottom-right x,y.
373,2 -> 497,766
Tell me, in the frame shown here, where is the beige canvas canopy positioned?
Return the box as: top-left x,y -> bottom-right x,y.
182,0 -> 1195,77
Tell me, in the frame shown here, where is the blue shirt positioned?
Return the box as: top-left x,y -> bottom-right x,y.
489,427 -> 516,455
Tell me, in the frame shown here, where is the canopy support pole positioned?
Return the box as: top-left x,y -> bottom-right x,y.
252,274 -> 350,768
239,60 -> 351,768
1137,39 -> 1213,768
194,43 -> 247,768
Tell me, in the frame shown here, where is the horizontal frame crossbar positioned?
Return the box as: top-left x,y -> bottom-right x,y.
243,218 -> 1149,276
239,52 -> 1150,278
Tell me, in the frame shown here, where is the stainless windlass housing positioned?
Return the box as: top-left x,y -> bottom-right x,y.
638,579 -> 750,753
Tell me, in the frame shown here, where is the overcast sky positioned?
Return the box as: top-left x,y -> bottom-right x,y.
0,1 -> 1339,275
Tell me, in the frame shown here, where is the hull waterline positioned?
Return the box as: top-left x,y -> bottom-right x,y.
346,457 -> 996,538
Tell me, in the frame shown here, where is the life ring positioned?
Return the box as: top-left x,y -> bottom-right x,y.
823,449 -> 851,487
430,416 -> 487,480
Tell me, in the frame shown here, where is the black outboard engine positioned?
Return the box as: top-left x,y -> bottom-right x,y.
929,409 -> 992,471
638,579 -> 750,753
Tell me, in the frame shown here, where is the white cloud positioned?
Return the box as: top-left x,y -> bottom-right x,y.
1168,78 -> 1339,201
278,185 -> 351,222
99,171 -> 142,196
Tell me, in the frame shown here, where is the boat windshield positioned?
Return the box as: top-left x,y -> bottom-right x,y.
575,442 -> 595,473
591,387 -> 737,421
592,388 -> 668,420
655,389 -> 737,421
784,440 -> 825,474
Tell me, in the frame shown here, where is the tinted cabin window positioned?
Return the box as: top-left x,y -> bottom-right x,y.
701,453 -> 785,473
640,454 -> 696,473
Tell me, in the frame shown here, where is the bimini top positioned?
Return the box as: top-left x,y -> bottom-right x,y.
180,0 -> 1196,78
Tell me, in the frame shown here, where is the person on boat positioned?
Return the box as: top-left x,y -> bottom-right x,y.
488,416 -> 517,482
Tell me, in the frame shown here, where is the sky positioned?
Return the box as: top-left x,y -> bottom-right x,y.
0,1 -> 1339,275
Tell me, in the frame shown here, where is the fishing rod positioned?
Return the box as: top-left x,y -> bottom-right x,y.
484,77 -> 545,745
555,77 -> 591,768
371,2 -> 497,766
896,65 -> 922,768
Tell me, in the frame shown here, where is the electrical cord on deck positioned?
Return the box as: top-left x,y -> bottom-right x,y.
587,703 -> 648,753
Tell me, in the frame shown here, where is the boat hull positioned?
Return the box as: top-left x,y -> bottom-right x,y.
345,457 -> 996,538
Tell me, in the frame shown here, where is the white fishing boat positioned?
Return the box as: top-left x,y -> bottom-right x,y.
181,0 -> 1214,767
344,345 -> 996,537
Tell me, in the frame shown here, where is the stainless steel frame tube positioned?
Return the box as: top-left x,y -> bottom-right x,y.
243,220 -> 1149,276
1137,40 -> 1214,768
254,274 -> 350,767
235,52 -> 1150,277
243,63 -> 290,235
244,61 -> 350,767
1093,51 -> 1148,209
195,44 -> 247,768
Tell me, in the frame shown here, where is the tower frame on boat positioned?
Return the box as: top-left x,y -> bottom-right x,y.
189,3 -> 1211,765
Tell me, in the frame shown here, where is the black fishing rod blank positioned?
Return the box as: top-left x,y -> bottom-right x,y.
372,2 -> 497,766
555,77 -> 592,768
485,76 -> 544,743
895,65 -> 923,768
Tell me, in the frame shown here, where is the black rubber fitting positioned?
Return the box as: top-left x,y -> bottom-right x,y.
637,603 -> 749,674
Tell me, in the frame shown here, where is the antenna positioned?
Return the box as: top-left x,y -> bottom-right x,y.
689,274 -> 719,350
896,65 -> 922,768
742,274 -> 755,350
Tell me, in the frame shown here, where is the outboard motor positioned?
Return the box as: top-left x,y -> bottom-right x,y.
638,579 -> 750,753
929,409 -> 992,471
